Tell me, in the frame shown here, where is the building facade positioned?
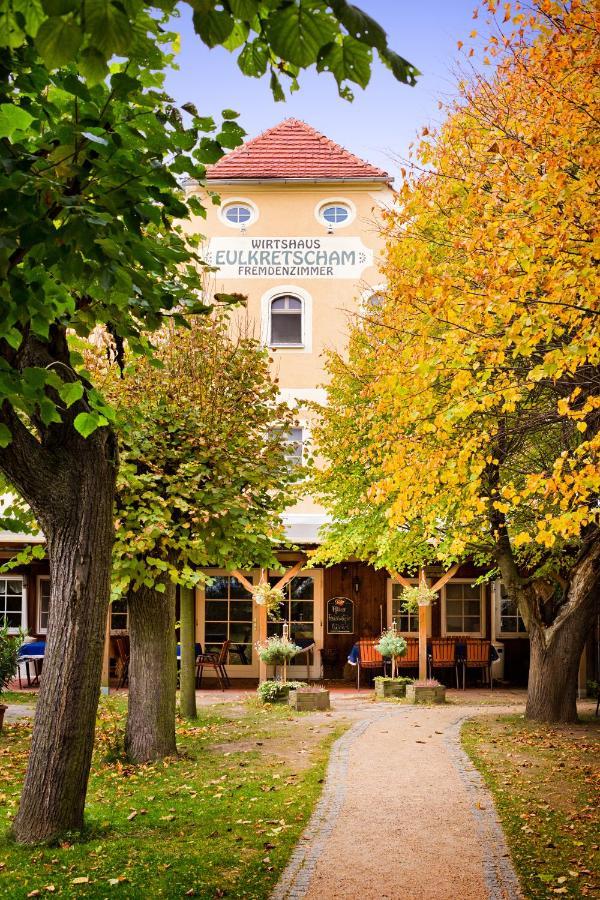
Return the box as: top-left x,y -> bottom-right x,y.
4,119 -> 595,686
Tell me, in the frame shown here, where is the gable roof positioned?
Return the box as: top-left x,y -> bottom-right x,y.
206,118 -> 390,183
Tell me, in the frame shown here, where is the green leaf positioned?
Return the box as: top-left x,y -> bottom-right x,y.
41,0 -> 78,13
74,412 -> 107,438
84,0 -> 132,57
329,0 -> 387,52
0,425 -> 11,448
58,380 -> 84,408
78,46 -> 108,84
222,20 -> 248,51
193,9 -> 235,49
0,104 -> 34,139
228,0 -> 258,18
380,48 -> 420,86
269,70 -> 285,102
237,39 -> 268,77
266,0 -> 337,68
317,35 -> 372,91
35,16 -> 82,67
221,108 -> 239,119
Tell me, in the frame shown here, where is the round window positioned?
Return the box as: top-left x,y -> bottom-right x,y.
321,204 -> 350,225
223,203 -> 253,225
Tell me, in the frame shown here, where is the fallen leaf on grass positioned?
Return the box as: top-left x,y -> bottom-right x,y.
127,810 -> 137,821
27,892 -> 40,898
72,877 -> 89,885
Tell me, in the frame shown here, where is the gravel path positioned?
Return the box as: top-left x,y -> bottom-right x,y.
272,702 -> 522,900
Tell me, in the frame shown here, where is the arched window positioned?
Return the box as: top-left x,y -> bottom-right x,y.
270,295 -> 303,346
219,199 -> 258,229
321,203 -> 349,225
224,204 -> 252,225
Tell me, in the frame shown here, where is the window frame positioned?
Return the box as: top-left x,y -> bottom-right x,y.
37,575 -> 51,634
0,574 -> 27,633
386,578 -> 432,637
218,197 -> 259,230
199,569 -> 257,669
269,294 -> 304,348
495,580 -> 527,637
314,197 -> 356,230
441,579 -> 485,638
260,285 -> 312,353
110,598 -> 129,635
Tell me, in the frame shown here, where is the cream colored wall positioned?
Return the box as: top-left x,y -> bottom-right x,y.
184,180 -> 393,515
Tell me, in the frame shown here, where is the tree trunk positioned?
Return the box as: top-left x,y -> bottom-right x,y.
525,538 -> 600,723
11,456 -> 116,844
179,586 -> 197,719
125,580 -> 177,762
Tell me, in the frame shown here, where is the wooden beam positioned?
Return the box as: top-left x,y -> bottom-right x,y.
389,571 -> 414,589
273,556 -> 306,591
430,562 -> 461,592
418,603 -> 428,682
231,569 -> 255,594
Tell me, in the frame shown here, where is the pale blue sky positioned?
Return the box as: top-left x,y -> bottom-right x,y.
164,2 -> 480,181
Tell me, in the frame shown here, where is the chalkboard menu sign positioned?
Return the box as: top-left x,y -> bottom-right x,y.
327,596 -> 354,634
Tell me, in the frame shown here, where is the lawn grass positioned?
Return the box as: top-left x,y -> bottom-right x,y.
1,691 -> 37,705
0,695 -> 344,898
462,714 -> 599,899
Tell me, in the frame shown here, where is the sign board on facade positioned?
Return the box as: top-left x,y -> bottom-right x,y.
327,596 -> 354,634
206,236 -> 374,279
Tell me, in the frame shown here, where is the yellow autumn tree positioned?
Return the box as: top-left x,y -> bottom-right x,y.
314,0 -> 599,722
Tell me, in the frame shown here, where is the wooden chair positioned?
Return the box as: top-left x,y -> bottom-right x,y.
113,637 -> 130,689
464,639 -> 492,690
394,638 -> 419,673
196,640 -> 230,691
429,638 -> 460,688
357,639 -> 384,689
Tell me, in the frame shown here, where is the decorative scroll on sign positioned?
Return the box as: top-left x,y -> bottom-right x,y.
206,236 -> 373,279
327,596 -> 354,634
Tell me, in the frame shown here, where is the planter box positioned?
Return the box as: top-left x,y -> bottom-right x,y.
406,684 -> 446,704
288,690 -> 330,711
375,680 -> 409,699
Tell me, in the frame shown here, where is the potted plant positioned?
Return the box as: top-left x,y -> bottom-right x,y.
406,679 -> 446,704
0,623 -> 25,730
256,634 -> 301,667
257,680 -> 306,704
288,685 -> 330,711
253,582 -> 285,620
373,675 -> 414,699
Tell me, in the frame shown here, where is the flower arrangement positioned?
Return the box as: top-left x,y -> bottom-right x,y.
257,680 -> 306,703
400,583 -> 438,612
255,635 -> 301,666
376,629 -> 407,660
253,582 -> 285,620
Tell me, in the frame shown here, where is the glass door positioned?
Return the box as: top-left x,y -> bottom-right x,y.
266,570 -> 323,679
198,572 -> 259,678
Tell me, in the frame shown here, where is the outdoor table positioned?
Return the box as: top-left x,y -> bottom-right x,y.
18,641 -> 46,688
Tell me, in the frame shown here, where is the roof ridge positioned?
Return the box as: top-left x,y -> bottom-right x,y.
206,118 -> 390,182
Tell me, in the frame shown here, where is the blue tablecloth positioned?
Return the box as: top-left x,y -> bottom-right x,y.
19,641 -> 46,658
176,643 -> 202,659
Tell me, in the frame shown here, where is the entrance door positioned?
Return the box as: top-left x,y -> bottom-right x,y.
197,571 -> 259,678
324,563 -> 387,673
266,569 -> 323,680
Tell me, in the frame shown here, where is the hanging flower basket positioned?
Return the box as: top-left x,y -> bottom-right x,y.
256,635 -> 301,667
253,582 -> 285,620
400,584 -> 438,611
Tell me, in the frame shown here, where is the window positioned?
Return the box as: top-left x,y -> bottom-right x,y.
367,292 -> 385,308
270,295 -> 303,346
0,577 -> 25,630
321,204 -> 349,225
444,582 -> 483,636
316,199 -> 355,229
204,575 -> 254,665
220,199 -> 257,229
267,575 -> 314,644
38,577 -> 51,632
390,581 -> 419,633
110,599 -> 128,633
497,581 -> 527,635
283,428 -> 303,469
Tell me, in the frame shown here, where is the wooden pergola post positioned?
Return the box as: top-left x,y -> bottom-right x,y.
232,557 -> 306,684
390,562 -> 461,683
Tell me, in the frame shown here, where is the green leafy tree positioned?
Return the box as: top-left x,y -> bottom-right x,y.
0,0 -> 416,844
100,312 -> 297,761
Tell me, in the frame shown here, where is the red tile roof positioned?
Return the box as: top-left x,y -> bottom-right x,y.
206,118 -> 390,182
